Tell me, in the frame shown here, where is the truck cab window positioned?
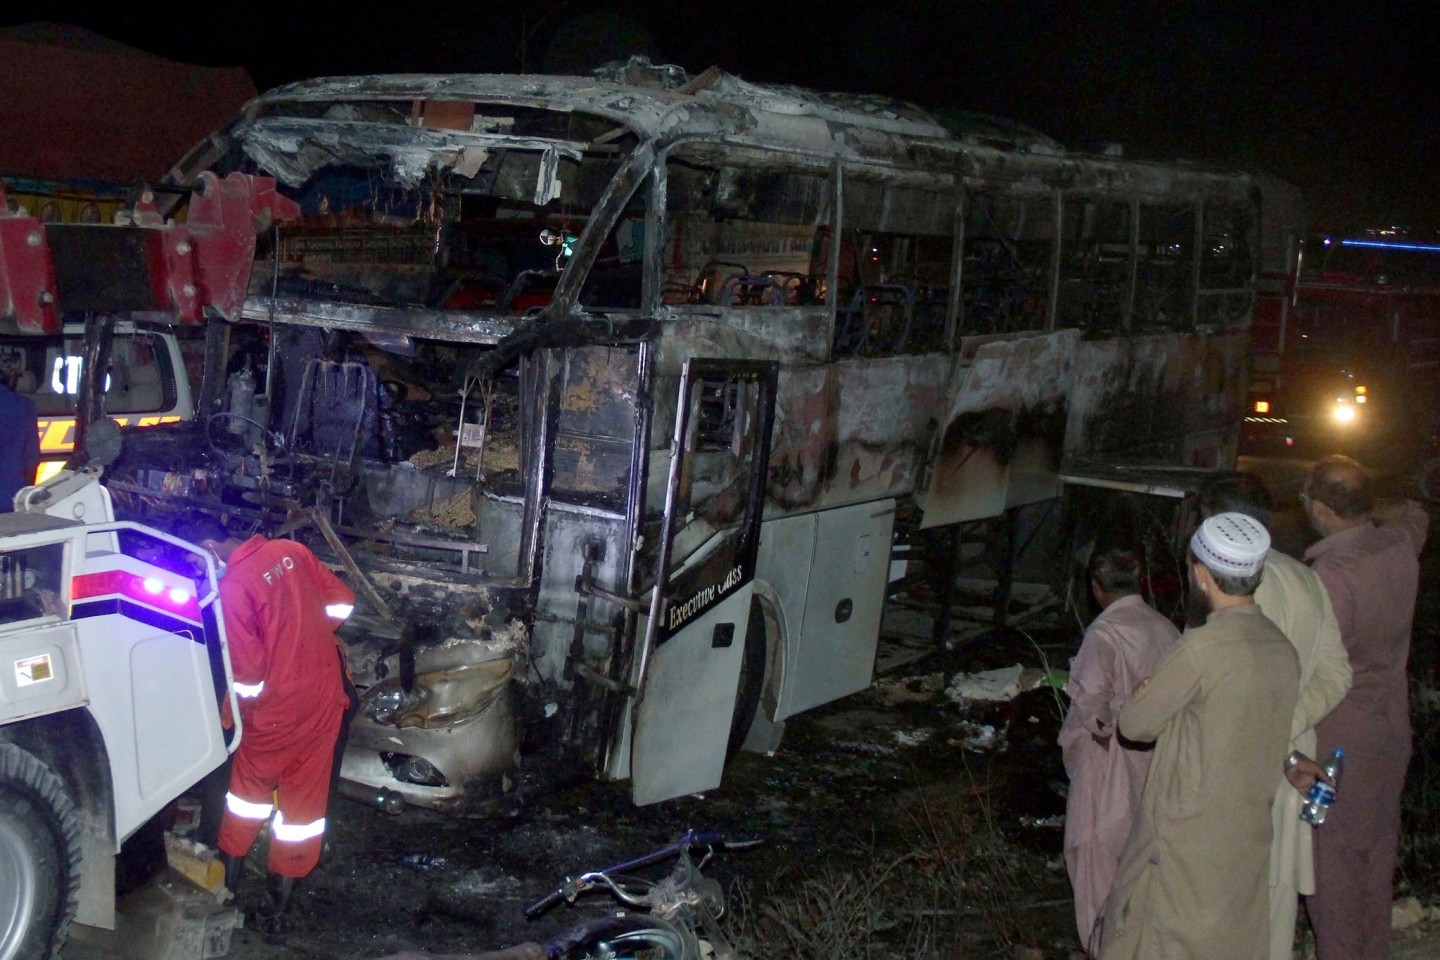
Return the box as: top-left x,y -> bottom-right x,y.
0,543 -> 65,625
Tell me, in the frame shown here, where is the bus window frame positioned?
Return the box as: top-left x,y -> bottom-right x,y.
655,142 -> 837,321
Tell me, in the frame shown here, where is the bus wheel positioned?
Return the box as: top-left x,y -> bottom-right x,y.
726,599 -> 768,762
0,744 -> 82,960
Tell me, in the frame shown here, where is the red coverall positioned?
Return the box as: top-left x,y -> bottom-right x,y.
216,535 -> 354,878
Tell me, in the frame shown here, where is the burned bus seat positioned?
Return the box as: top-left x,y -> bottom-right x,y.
288,359 -> 384,462
501,270 -> 559,313
835,284 -> 916,357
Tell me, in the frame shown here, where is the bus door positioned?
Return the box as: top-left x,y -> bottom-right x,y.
630,359 -> 777,805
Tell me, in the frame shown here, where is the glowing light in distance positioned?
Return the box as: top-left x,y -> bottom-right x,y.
1356,395 -> 1367,404
1333,404 -> 1356,424
1355,385 -> 1367,395
1254,401 -> 1271,413
1341,239 -> 1440,253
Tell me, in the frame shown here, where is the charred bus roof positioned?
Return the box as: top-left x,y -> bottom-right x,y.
166,59 -> 1254,204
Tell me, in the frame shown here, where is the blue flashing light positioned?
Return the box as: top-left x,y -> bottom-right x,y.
1340,239 -> 1440,253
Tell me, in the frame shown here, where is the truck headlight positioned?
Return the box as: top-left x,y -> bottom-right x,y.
1333,402 -> 1356,424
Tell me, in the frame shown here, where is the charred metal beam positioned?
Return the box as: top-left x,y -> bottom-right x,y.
239,296 -> 516,345
603,338 -> 656,775
335,524 -> 489,573
1124,198 -> 1140,331
827,160 -> 844,358
1046,190 -> 1063,331
303,507 -> 398,624
68,313 -> 116,469
198,314 -> 229,419
1191,201 -> 1205,328
576,575 -> 647,614
946,190 -> 965,350
574,663 -> 627,694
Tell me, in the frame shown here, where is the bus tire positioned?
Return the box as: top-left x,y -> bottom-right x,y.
0,743 -> 82,960
725,598 -> 767,762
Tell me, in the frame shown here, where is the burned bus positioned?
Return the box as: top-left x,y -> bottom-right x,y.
106,60 -> 1265,812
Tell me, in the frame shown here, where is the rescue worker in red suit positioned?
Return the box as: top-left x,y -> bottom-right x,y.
188,518 -> 354,937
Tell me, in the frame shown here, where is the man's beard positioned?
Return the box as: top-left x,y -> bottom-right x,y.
1186,569 -> 1213,627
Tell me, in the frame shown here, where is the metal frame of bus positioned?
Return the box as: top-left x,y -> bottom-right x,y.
115,63 -> 1267,811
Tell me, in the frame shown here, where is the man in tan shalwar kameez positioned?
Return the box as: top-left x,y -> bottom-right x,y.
1099,513 -> 1299,960
1059,549 -> 1179,954
1197,475 -> 1353,960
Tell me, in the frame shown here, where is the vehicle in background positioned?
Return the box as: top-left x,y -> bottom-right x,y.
1,175 -> 289,960
1246,226 -> 1440,454
107,58 -> 1283,815
0,322 -> 192,484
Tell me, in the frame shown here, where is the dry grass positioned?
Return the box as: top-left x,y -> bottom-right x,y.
726,761 -> 1057,959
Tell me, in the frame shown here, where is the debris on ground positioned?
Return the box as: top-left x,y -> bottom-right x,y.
873,672 -> 946,704
946,664 -> 1068,705
1393,895 -> 1427,931
163,833 -> 225,896
949,721 -> 1000,751
892,728 -> 934,748
947,664 -> 1024,702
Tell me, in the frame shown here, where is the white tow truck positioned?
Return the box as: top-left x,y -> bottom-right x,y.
1,449 -> 235,960
0,174 -> 298,960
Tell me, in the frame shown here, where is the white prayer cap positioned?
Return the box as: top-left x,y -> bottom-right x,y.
1190,512 -> 1269,577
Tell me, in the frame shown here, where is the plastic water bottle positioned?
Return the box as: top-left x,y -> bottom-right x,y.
1300,748 -> 1345,826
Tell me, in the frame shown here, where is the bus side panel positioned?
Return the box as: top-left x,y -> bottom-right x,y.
630,586 -> 751,806
922,331 -> 1076,528
1067,331 -> 1248,470
776,499 -> 895,719
767,356 -> 949,517
751,510 -> 817,712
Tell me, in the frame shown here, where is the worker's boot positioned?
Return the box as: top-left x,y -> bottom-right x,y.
250,873 -> 296,942
219,852 -> 244,901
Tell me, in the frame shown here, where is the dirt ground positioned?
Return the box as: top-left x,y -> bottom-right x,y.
61,455 -> 1440,960
69,632 -> 1440,959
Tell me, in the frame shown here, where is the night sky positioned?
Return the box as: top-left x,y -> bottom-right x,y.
6,1 -> 1436,230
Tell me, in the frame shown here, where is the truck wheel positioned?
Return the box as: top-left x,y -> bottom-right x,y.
0,744 -> 82,960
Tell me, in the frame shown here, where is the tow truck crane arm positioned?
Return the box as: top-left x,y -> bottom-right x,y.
0,172 -> 297,960
0,171 -> 299,462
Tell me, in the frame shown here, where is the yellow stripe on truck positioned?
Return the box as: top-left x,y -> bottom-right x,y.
34,415 -> 183,482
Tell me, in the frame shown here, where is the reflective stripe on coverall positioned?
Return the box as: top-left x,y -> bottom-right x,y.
216,535 -> 354,879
